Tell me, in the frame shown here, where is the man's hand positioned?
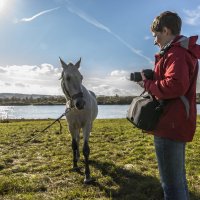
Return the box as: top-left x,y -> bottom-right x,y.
137,81 -> 144,88
137,72 -> 146,88
141,72 -> 146,81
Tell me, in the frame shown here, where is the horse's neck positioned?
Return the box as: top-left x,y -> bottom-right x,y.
82,85 -> 91,97
81,84 -> 87,93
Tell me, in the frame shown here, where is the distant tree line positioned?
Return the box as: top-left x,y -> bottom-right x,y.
0,95 -> 135,105
0,94 -> 199,105
97,95 -> 134,105
0,96 -> 65,105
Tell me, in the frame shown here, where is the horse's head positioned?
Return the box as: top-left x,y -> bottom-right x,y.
59,57 -> 85,110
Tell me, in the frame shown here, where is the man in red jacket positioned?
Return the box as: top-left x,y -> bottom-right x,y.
140,11 -> 199,200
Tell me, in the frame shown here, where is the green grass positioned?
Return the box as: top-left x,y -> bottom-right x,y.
0,117 -> 200,200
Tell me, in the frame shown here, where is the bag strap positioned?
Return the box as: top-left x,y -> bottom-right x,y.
139,89 -> 146,96
159,48 -> 190,119
180,96 -> 190,119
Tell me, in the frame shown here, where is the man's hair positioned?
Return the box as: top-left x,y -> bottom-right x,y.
151,11 -> 182,35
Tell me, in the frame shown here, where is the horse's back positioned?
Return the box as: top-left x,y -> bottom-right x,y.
89,90 -> 96,98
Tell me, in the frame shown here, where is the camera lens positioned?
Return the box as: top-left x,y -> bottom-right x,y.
130,72 -> 142,82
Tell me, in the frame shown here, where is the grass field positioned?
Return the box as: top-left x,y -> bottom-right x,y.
0,117 -> 200,200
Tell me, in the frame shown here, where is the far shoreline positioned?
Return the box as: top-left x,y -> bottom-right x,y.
0,102 -> 200,106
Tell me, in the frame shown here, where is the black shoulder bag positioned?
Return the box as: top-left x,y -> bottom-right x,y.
126,92 -> 164,131
126,43 -> 173,131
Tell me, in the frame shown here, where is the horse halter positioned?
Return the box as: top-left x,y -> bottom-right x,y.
61,77 -> 84,109
61,80 -> 83,100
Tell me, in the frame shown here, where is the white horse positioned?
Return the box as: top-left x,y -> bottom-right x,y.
59,57 -> 98,184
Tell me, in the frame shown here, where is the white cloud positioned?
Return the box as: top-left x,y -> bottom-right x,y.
15,7 -> 60,23
91,84 -> 139,96
0,64 -> 142,96
110,70 -> 129,79
0,64 -> 62,95
183,6 -> 200,26
83,70 -> 143,96
0,67 -> 6,73
1,63 -> 198,96
110,70 -> 125,76
4,82 -> 11,86
15,83 -> 28,87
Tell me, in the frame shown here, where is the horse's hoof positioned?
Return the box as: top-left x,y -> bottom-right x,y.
70,166 -> 81,172
84,177 -> 95,184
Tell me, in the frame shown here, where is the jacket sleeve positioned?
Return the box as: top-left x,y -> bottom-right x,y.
144,50 -> 190,100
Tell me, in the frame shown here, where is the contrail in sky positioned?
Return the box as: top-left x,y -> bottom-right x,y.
19,7 -> 60,22
66,3 -> 153,64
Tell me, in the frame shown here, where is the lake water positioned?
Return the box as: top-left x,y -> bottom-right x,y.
0,104 -> 200,119
0,105 -> 129,119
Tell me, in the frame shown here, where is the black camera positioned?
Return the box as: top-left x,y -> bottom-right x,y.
130,69 -> 154,82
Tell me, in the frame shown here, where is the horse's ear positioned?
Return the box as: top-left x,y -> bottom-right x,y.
59,57 -> 68,69
75,57 -> 81,68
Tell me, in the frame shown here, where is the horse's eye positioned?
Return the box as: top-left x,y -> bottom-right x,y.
66,76 -> 71,81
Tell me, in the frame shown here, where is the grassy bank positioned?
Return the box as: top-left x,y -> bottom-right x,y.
0,118 -> 200,200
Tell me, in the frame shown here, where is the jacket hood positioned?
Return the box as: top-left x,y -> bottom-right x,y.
172,35 -> 200,59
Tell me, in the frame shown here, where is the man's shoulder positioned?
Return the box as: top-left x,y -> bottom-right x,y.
167,45 -> 187,58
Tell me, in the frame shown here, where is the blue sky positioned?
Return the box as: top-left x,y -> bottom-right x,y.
0,0 -> 200,95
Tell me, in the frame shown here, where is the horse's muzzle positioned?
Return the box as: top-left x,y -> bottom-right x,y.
75,98 -> 86,110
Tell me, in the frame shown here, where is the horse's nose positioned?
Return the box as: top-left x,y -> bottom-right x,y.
75,99 -> 85,110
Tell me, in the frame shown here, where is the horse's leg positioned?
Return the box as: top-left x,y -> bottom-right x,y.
82,123 -> 93,183
69,127 -> 80,170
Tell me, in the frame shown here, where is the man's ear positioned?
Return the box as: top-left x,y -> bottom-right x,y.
163,27 -> 171,35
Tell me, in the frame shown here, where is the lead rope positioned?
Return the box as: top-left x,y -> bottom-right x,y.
24,108 -> 71,143
2,108 -> 71,152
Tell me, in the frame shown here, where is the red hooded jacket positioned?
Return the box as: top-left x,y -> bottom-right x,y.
144,35 -> 200,142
